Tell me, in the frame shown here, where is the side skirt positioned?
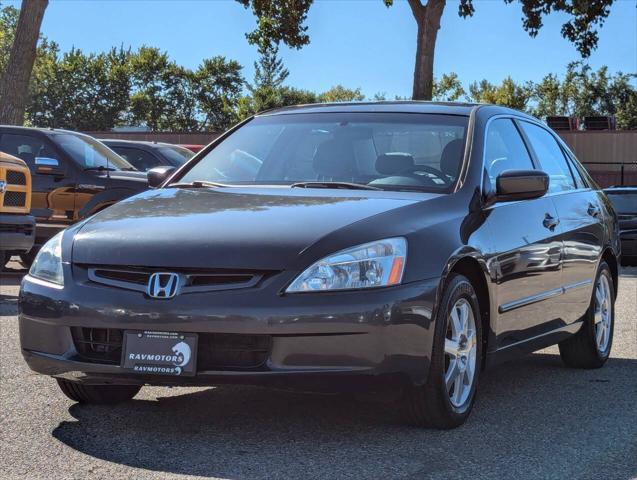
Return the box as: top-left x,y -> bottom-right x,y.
485,320 -> 584,367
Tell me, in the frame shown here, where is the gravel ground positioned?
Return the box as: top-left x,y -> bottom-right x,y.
1,261 -> 635,480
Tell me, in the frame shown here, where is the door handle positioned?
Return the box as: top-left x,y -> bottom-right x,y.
543,213 -> 560,231
587,203 -> 601,217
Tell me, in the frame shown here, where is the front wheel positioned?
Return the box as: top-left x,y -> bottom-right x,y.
403,273 -> 482,429
56,379 -> 141,404
559,261 -> 614,369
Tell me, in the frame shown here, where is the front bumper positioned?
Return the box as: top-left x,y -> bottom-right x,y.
0,213 -> 35,252
19,272 -> 440,390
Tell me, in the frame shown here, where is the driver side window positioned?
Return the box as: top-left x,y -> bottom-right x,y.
484,119 -> 535,191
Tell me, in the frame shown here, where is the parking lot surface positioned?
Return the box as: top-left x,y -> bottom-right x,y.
1,262 -> 635,480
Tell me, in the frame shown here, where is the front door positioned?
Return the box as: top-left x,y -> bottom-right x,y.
481,118 -> 564,349
0,132 -> 76,247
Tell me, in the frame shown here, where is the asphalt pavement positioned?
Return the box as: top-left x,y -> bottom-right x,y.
1,261 -> 635,480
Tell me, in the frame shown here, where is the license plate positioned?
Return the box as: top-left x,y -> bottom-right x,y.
121,331 -> 197,376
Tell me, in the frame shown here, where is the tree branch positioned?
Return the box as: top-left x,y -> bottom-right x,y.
407,0 -> 426,22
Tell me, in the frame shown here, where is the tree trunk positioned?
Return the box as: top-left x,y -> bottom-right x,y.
0,0 -> 48,125
408,0 -> 445,101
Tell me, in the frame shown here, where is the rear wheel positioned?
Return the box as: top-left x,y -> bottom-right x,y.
56,379 -> 141,404
559,261 -> 614,369
19,249 -> 38,268
403,273 -> 482,429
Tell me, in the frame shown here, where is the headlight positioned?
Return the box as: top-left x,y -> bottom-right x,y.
29,231 -> 64,286
286,237 -> 407,292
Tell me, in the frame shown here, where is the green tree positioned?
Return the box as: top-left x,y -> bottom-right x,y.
0,3 -> 19,75
432,73 -> 465,101
317,85 -> 364,103
195,56 -> 245,131
252,43 -> 288,90
467,77 -> 534,110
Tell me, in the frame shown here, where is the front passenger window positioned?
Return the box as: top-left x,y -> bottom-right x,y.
518,121 -> 576,193
484,119 -> 534,191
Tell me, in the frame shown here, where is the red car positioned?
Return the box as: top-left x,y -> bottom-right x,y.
178,144 -> 204,153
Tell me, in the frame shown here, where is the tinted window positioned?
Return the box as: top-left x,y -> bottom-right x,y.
0,133 -> 60,169
112,146 -> 159,171
484,118 -> 534,189
175,113 -> 468,193
157,145 -> 193,166
519,122 -> 575,193
54,133 -> 133,171
605,193 -> 637,214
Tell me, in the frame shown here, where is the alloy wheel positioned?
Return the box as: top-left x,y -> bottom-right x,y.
444,298 -> 477,408
594,274 -> 612,353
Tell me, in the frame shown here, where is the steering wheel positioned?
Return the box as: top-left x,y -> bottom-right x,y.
397,165 -> 449,185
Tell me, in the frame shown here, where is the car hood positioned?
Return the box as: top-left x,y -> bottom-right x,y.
71,187 -> 428,270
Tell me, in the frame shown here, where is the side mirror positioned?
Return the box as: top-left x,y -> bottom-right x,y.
495,170 -> 549,202
147,166 -> 176,188
35,157 -> 64,175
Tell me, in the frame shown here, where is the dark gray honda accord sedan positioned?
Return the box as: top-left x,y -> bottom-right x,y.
19,102 -> 620,429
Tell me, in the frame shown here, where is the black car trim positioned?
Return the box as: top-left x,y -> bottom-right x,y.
499,279 -> 593,313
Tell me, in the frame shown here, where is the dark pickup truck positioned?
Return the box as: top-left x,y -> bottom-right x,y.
0,126 -> 148,264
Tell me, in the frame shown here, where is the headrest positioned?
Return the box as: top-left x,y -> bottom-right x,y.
375,153 -> 415,175
440,139 -> 464,177
313,138 -> 356,178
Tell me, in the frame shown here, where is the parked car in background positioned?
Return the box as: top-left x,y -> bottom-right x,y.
0,151 -> 35,268
178,144 -> 205,153
100,139 -> 194,172
20,103 -> 619,429
604,186 -> 637,265
0,126 -> 148,264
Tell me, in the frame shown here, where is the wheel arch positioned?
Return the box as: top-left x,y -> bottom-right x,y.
440,252 -> 493,369
601,247 -> 619,299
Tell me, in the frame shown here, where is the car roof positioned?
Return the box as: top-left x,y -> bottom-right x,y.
99,139 -> 174,148
604,186 -> 637,192
0,125 -> 93,138
257,101 -> 533,118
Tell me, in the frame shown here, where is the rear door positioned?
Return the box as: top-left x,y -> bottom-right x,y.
481,118 -> 564,349
517,120 -> 602,324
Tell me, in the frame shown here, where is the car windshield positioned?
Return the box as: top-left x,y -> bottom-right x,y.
606,193 -> 637,214
158,145 -> 193,166
55,133 -> 134,170
174,113 -> 468,192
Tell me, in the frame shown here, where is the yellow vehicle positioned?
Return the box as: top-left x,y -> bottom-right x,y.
0,151 -> 35,268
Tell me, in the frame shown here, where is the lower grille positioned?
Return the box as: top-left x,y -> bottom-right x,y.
71,327 -> 123,365
198,333 -> 271,370
70,328 -> 272,371
0,224 -> 33,234
2,191 -> 26,207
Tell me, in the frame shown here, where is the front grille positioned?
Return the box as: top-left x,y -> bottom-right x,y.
86,266 -> 268,294
6,170 -> 26,185
70,327 -> 272,371
198,333 -> 271,370
71,327 -> 123,364
0,223 -> 33,234
2,191 -> 26,207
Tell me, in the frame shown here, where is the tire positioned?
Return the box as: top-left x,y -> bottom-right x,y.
559,261 -> 615,369
56,379 -> 141,404
403,273 -> 483,429
19,249 -> 38,268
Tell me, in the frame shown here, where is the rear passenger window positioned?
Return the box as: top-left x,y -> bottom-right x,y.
112,147 -> 160,172
518,122 -> 576,193
484,119 -> 534,190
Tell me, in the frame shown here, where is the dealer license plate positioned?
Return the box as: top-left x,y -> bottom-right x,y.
121,331 -> 197,376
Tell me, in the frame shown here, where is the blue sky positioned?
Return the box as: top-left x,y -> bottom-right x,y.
13,0 -> 637,97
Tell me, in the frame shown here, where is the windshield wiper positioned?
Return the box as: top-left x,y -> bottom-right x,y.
83,166 -> 117,172
290,181 -> 381,191
168,180 -> 235,189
